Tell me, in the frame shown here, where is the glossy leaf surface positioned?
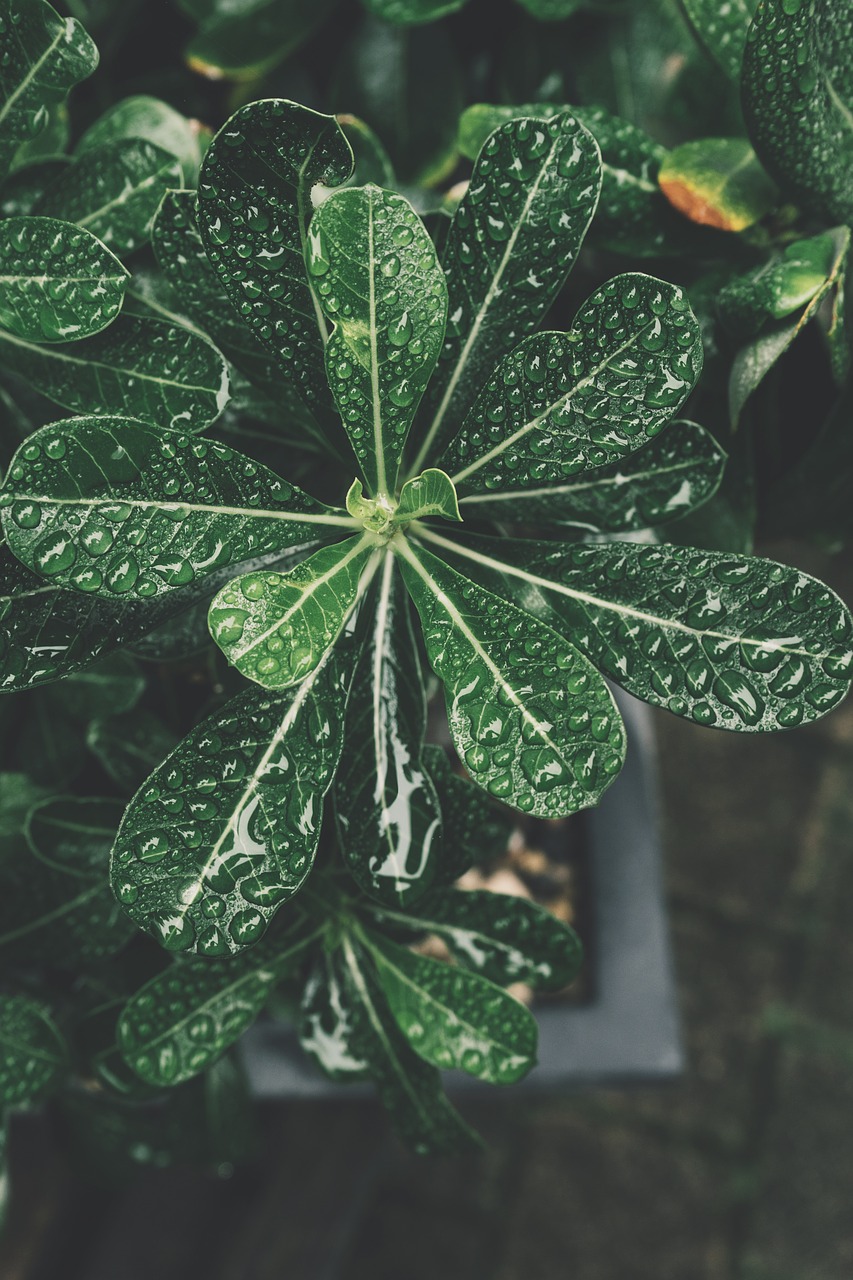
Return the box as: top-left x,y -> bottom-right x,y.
110,654 -> 350,955
35,139 -> 184,255
0,317 -> 229,430
411,112 -> 602,471
197,100 -> 352,424
742,0 -> 853,223
334,556 -> 442,905
119,925 -> 316,1087
368,932 -> 538,1084
679,0 -> 757,77
439,275 -> 703,501
397,539 -> 626,817
186,0 -> 339,80
422,744 -> 513,885
457,420 -> 726,531
299,948 -> 372,1081
309,184 -> 447,494
208,535 -> 374,689
0,995 -> 66,1107
0,0 -> 98,180
339,935 -> 478,1154
396,469 -> 460,525
426,530 -> 853,732
659,138 -> 777,231
75,95 -> 205,185
1,418 -> 344,600
0,216 -> 128,343
370,887 -> 583,991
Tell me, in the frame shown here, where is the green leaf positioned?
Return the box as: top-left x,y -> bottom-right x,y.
208,534 -> 377,690
367,931 -> 538,1084
339,934 -> 478,1154
438,275 -> 703,503
0,216 -> 128,343
309,184 -> 448,495
410,112 -> 602,472
728,227 -> 850,426
152,190 -> 323,443
75,94 -> 205,185
299,948 -> 372,1080
719,231 -> 843,337
0,316 -> 229,429
458,102 -> 698,259
658,138 -> 777,231
118,925 -> 317,1087
196,99 -> 352,430
10,98 -> 68,170
0,994 -> 66,1107
362,0 -> 466,22
334,556 -> 442,906
34,139 -> 184,256
333,18 -> 462,187
369,887 -> 583,991
422,529 -> 853,732
110,651 -> 350,956
742,0 -> 853,223
456,420 -> 726,532
396,538 -> 626,817
87,709 -> 179,793
421,745 -> 513,884
396,469 -> 460,525
25,795 -> 124,878
48,650 -> 144,719
186,0 -> 339,81
1,417 -> 349,599
678,0 -> 757,78
0,0 -> 98,180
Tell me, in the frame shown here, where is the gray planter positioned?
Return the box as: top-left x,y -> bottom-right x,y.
242,690 -> 683,1096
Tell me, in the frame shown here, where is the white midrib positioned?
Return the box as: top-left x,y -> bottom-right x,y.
394,536 -> 569,759
372,550 -> 404,869
0,327 -> 219,395
232,534 -> 379,661
411,133 -> 562,476
298,142 -> 331,347
366,192 -> 387,496
0,22 -> 66,132
0,273 -> 124,285
458,454 -> 702,506
450,322 -> 655,486
74,161 -> 181,232
18,493 -> 357,527
416,526 -> 827,661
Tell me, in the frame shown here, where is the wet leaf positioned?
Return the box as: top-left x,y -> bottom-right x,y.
369,887 -> 583,991
439,274 -> 703,504
396,539 -> 626,818
110,651 -> 350,956
678,0 -> 757,78
396,469 -> 460,525
0,216 -> 128,343
334,557 -> 442,906
719,230 -> 843,337
456,420 -> 726,532
300,948 -> 372,1081
0,156 -> 69,218
75,94 -> 205,185
0,0 -> 98,180
0,994 -> 66,1107
1,417 -> 348,600
209,535 -> 375,690
742,0 -> 853,223
35,139 -> 184,255
409,112 -> 602,471
659,138 -> 778,231
119,924 -> 317,1087
0,316 -> 230,430
421,745 -> 513,884
338,934 -> 479,1154
367,932 -> 538,1085
308,184 -> 447,496
425,530 -> 853,732
196,99 -> 352,430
